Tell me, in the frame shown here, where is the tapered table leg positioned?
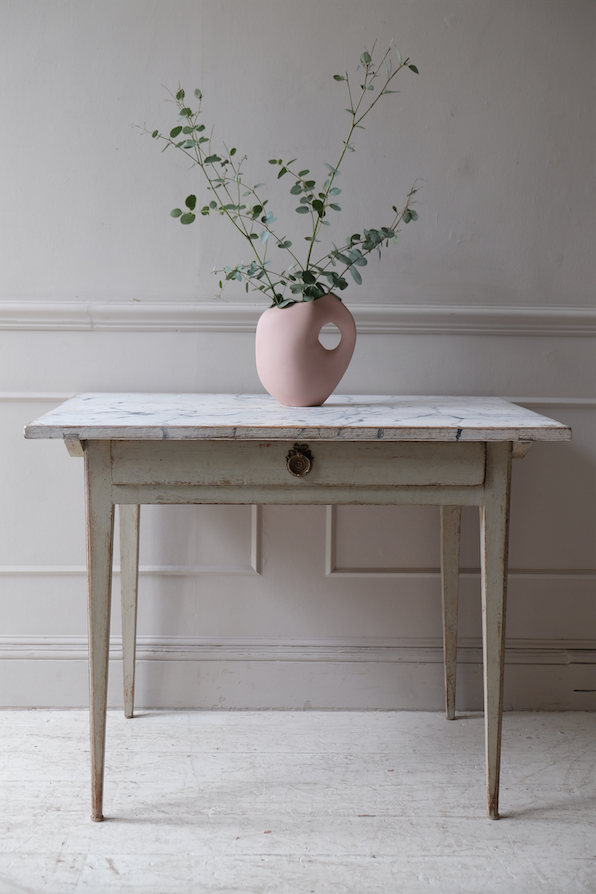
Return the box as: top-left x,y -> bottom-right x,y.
480,441 -> 512,820
441,505 -> 461,720
119,504 -> 140,719
84,440 -> 114,823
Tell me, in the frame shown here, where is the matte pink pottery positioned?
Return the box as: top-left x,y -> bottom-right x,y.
255,292 -> 357,407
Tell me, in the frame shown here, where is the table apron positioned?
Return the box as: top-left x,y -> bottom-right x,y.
110,483 -> 487,506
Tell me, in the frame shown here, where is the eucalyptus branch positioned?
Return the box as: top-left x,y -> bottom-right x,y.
141,44 -> 420,307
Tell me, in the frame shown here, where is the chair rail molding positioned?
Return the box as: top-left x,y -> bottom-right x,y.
1,300 -> 595,336
2,393 -> 595,409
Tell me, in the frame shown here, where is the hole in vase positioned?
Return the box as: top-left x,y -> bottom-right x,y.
318,323 -> 342,350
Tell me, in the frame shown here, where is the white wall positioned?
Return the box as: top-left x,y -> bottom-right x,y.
1,0 -> 594,709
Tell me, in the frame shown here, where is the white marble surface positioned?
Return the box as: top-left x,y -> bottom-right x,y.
24,393 -> 571,442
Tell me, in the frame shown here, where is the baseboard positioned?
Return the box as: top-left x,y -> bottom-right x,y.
1,637 -> 593,711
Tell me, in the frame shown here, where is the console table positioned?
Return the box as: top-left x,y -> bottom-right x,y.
25,394 -> 571,821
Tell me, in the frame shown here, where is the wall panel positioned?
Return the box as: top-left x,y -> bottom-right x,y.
0,304 -> 593,709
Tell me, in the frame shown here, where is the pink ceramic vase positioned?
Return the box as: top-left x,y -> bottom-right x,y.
255,293 -> 357,407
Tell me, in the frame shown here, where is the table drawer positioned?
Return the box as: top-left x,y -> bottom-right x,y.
111,440 -> 486,488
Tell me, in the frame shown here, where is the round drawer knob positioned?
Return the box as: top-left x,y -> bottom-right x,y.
286,443 -> 313,478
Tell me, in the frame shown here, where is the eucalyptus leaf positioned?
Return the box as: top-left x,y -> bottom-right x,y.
360,51 -> 372,64
180,212 -> 196,224
170,208 -> 182,217
335,252 -> 352,265
295,206 -> 310,214
185,195 -> 197,210
194,88 -> 202,99
349,265 -> 362,284
204,155 -> 221,164
333,74 -> 345,81
170,126 -> 183,138
290,184 -> 302,195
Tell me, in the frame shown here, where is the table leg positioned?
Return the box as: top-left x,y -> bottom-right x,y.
84,441 -> 114,823
480,441 -> 512,820
119,504 -> 140,719
441,505 -> 461,720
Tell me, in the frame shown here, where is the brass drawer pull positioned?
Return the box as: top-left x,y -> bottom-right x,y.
286,443 -> 313,477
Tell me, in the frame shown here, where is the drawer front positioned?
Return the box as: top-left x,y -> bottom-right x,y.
111,440 -> 486,488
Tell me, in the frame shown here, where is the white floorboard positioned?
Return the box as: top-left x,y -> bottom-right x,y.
0,710 -> 594,893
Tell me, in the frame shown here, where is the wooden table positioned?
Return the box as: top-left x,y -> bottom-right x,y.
25,394 -> 571,821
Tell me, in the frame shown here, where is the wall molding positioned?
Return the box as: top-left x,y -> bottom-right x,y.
0,505 -> 261,577
2,393 -> 595,409
324,506 -> 596,579
2,637 -> 593,709
1,635 -> 593,665
1,300 -> 594,336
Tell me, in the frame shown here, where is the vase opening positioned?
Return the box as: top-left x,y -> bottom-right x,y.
318,323 -> 342,350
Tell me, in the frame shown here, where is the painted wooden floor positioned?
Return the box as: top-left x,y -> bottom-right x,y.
0,710 -> 594,893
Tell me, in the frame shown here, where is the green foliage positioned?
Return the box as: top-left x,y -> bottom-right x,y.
142,44 -> 420,307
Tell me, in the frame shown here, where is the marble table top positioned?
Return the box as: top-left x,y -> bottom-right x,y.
24,394 -> 571,442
